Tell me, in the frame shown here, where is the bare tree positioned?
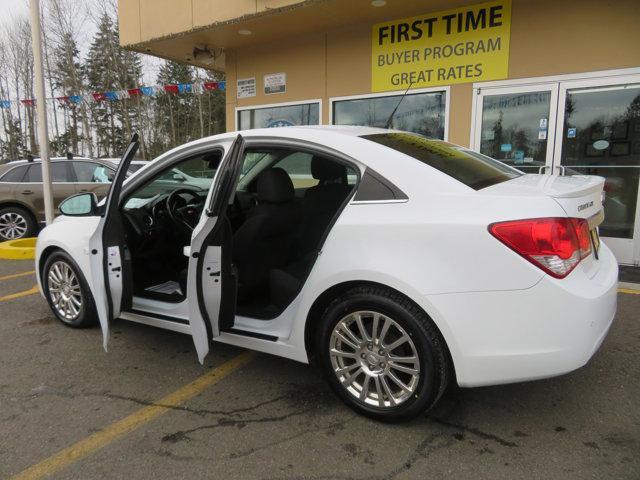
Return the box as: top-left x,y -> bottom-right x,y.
46,0 -> 94,157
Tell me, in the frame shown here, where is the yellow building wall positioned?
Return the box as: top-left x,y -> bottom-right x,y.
225,0 -> 640,145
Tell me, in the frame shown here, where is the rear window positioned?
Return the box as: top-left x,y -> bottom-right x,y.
25,163 -> 70,182
0,165 -> 28,182
362,132 -> 520,190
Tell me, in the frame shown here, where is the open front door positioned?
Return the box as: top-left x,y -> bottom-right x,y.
88,134 -> 139,350
187,135 -> 245,363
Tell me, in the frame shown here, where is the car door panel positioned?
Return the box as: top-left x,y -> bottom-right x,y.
187,135 -> 244,363
87,136 -> 138,350
20,162 -> 76,220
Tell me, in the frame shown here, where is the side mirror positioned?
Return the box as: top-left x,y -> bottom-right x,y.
59,192 -> 99,216
172,173 -> 186,182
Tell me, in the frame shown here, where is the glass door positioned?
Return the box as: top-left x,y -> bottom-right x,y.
473,84 -> 559,173
554,77 -> 640,265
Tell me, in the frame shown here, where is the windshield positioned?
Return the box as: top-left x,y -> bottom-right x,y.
124,156 -> 218,208
362,132 -> 521,190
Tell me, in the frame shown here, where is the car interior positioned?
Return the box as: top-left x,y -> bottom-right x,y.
120,146 -> 358,320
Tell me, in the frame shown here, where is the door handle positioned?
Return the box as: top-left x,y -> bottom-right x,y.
21,189 -> 34,195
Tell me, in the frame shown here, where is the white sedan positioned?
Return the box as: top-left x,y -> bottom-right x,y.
35,126 -> 617,421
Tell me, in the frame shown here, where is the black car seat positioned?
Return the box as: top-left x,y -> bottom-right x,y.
233,167 -> 300,297
267,157 -> 354,309
295,156 -> 353,255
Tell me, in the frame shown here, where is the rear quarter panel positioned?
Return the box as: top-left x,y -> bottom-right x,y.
287,176 -> 567,370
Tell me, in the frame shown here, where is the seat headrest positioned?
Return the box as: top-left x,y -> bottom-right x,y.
256,167 -> 294,203
311,156 -> 347,181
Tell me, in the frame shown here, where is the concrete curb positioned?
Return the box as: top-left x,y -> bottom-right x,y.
0,238 -> 37,260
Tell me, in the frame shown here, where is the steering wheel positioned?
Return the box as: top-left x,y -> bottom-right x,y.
166,188 -> 203,233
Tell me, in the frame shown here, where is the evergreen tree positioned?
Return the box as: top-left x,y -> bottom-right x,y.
85,14 -> 142,157
151,60 -> 197,157
51,32 -> 83,153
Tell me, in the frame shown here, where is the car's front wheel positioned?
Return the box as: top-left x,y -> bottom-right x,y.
0,206 -> 37,241
318,286 -> 451,421
43,251 -> 98,328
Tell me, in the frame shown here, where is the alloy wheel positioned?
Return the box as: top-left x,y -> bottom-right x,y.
330,310 -> 421,408
47,261 -> 83,322
0,212 -> 28,239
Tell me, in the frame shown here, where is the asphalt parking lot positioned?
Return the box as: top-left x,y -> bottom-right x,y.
0,258 -> 638,480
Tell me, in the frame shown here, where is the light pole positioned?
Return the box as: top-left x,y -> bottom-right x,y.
29,0 -> 54,225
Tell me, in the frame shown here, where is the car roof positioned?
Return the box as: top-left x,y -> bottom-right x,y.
1,157 -> 103,165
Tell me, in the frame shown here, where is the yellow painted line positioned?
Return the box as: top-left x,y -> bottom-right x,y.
618,288 -> 640,295
11,351 -> 256,480
0,270 -> 35,282
0,285 -> 39,302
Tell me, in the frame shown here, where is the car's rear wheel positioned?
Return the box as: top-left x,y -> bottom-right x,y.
43,251 -> 97,328
0,206 -> 37,241
317,286 -> 451,421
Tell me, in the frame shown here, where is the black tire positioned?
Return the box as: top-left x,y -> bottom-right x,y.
0,206 -> 38,241
317,286 -> 451,421
42,250 -> 98,328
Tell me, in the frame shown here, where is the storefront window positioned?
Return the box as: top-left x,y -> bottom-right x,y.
332,91 -> 446,139
479,91 -> 551,173
560,85 -> 640,239
237,102 -> 320,130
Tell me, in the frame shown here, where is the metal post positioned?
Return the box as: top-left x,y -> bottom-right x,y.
30,0 -> 54,225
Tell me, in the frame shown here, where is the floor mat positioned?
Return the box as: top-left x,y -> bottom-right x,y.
144,280 -> 183,296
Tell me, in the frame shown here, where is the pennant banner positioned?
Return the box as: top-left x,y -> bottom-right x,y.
0,81 -> 225,107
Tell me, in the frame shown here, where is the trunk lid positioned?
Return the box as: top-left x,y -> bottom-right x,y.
481,173 -> 605,220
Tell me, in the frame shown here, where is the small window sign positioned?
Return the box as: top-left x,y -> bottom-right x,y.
237,78 -> 256,99
264,72 -> 286,95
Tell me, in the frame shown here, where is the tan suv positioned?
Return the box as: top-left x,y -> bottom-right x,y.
0,157 -> 118,241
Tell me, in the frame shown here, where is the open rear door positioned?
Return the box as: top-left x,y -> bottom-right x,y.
88,134 -> 139,350
187,134 -> 245,363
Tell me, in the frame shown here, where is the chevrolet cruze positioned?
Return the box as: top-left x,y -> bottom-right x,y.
35,126 -> 617,420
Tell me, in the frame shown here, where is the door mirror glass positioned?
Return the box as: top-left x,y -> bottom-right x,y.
59,192 -> 98,216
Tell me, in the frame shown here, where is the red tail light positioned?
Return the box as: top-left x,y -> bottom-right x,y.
489,217 -> 592,279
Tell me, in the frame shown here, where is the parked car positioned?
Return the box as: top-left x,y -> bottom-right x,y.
35,127 -> 617,421
0,157 -> 118,241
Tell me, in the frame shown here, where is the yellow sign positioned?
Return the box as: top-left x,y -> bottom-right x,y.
372,0 -> 511,92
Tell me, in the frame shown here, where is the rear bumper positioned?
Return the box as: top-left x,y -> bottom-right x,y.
428,244 -> 618,387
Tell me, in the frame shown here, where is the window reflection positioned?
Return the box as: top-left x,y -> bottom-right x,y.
480,92 -> 551,173
561,86 -> 640,239
333,91 -> 446,139
238,103 -> 319,130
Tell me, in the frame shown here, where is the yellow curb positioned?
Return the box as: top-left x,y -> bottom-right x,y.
0,238 -> 37,260
618,288 -> 640,295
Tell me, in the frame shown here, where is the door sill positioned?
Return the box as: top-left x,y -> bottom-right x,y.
222,327 -> 278,342
120,310 -> 191,335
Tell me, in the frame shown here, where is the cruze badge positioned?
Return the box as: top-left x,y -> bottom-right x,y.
577,201 -> 594,212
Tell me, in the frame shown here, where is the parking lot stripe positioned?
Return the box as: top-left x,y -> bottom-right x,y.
11,350 -> 256,480
0,285 -> 39,302
0,270 -> 35,282
618,288 -> 640,295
